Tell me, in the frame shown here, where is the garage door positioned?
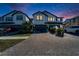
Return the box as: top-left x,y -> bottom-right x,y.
33,25 -> 48,33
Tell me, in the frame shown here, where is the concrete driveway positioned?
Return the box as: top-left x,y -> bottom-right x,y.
0,32 -> 79,56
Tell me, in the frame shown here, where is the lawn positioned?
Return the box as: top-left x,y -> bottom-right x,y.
11,34 -> 31,37
0,39 -> 25,52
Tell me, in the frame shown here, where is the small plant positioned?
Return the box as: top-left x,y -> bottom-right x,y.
57,28 -> 64,32
56,28 -> 64,37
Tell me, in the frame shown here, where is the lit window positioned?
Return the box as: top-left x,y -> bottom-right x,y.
36,16 -> 39,20
36,15 -> 43,20
40,15 -> 43,20
48,17 -> 53,21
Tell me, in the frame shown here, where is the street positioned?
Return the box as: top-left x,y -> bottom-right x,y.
0,32 -> 79,56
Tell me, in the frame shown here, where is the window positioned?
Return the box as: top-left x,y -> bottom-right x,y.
36,15 -> 43,20
48,17 -> 53,21
0,18 -> 3,21
16,15 -> 23,20
40,15 -> 43,20
58,18 -> 60,21
6,17 -> 13,21
60,18 -> 63,22
36,16 -> 39,20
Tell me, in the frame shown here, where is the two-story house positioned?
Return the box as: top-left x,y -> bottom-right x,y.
0,10 -> 30,31
32,11 -> 63,32
0,10 -> 63,33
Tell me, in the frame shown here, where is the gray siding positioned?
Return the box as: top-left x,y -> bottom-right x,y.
32,12 -> 58,25
13,13 -> 29,25
0,12 -> 30,25
32,13 -> 48,25
43,11 -> 57,22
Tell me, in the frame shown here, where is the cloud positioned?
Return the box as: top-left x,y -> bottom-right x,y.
56,9 -> 79,19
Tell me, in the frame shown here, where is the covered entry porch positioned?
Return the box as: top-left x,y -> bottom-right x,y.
45,22 -> 63,30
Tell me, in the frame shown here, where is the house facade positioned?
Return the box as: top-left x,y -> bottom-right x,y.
0,10 -> 64,33
0,10 -> 30,30
32,11 -> 63,32
64,16 -> 79,27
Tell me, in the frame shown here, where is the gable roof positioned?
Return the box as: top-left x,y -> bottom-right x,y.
43,10 -> 57,17
2,10 -> 30,20
12,10 -> 30,19
32,11 -> 48,16
32,10 -> 60,18
71,16 -> 79,19
2,10 -> 29,18
32,11 -> 64,21
65,16 -> 79,22
2,10 -> 17,17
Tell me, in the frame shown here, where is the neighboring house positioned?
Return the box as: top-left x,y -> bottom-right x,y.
32,11 -> 63,32
64,16 -> 79,27
0,10 -> 30,31
64,19 -> 71,27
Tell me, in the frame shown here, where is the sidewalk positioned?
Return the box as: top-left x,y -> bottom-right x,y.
0,35 -> 29,40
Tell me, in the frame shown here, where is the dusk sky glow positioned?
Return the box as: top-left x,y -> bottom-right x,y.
0,3 -> 79,20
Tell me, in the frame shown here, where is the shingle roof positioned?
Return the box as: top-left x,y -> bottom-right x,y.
1,10 -> 31,21
11,10 -> 30,19
32,10 -> 64,19
43,10 -> 57,17
2,10 -> 17,17
32,11 -> 48,16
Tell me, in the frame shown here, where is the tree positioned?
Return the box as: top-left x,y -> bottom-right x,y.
21,21 -> 33,33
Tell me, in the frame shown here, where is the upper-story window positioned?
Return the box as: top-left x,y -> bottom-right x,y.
57,18 -> 63,22
0,18 -> 3,21
48,17 -> 53,21
6,17 -> 13,21
36,15 -> 43,20
37,16 -> 39,20
58,18 -> 60,21
16,15 -> 23,20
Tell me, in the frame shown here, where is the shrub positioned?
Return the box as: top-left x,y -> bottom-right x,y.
57,28 -> 64,32
21,22 -> 33,33
56,28 -> 64,37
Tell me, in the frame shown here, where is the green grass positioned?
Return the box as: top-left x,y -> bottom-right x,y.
10,34 -> 31,37
0,39 -> 25,52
